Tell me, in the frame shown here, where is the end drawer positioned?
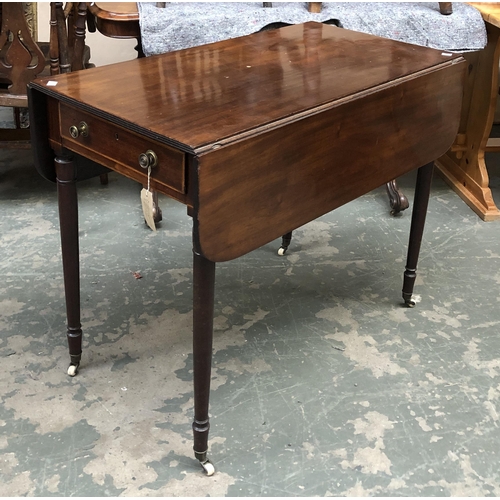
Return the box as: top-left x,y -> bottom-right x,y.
59,103 -> 186,194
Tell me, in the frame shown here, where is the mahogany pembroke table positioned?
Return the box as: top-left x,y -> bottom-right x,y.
28,23 -> 465,475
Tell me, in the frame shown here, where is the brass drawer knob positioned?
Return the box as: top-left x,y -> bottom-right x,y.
138,150 -> 158,169
69,121 -> 89,139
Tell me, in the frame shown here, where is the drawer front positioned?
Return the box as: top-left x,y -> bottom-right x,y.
60,103 -> 185,194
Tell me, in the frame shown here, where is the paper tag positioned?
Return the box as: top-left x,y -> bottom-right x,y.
141,188 -> 157,231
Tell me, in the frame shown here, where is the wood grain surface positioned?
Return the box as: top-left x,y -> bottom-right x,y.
87,2 -> 140,39
30,22 -> 465,260
32,22 -> 462,153
469,2 -> 500,28
194,63 -> 465,261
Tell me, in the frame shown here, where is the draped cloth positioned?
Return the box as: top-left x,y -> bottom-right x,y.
137,2 -> 486,57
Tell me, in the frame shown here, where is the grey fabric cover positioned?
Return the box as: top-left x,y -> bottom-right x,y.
137,2 -> 486,57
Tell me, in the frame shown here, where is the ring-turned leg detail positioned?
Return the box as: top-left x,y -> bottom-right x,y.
194,447 -> 215,476
402,162 -> 434,306
278,231 -> 293,255
67,324 -> 82,376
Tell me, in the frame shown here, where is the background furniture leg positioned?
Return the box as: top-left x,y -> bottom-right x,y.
278,231 -> 293,255
386,179 -> 410,215
439,2 -> 453,15
192,251 -> 216,475
308,2 -> 322,13
402,162 -> 434,307
436,20 -> 500,221
55,155 -> 82,376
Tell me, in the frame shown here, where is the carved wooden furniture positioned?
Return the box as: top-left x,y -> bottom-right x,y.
0,2 -> 93,149
28,22 -> 464,475
50,2 -> 94,75
87,2 -> 143,55
0,2 -> 46,147
436,2 -> 500,221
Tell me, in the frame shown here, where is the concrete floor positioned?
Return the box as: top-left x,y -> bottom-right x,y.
1,137 -> 500,496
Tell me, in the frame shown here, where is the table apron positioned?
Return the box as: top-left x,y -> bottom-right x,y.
57,103 -> 189,204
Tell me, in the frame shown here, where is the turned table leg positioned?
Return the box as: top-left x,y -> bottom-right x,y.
402,162 -> 434,307
55,155 -> 82,376
192,250 -> 216,475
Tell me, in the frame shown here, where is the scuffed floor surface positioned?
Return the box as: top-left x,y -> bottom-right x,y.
1,147 -> 500,496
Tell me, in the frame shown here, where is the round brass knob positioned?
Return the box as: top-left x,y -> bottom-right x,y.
69,121 -> 89,138
138,150 -> 158,169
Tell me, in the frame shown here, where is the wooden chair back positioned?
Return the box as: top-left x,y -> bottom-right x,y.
0,3 -> 46,105
0,2 -> 93,148
50,2 -> 93,75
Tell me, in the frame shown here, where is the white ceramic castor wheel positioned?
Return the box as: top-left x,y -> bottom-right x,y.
278,246 -> 286,256
67,364 -> 79,377
200,459 -> 215,476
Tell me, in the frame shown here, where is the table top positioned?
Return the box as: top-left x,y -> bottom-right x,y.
33,22 -> 461,154
30,21 -> 465,262
469,3 -> 500,28
88,2 -> 140,38
89,2 -> 139,19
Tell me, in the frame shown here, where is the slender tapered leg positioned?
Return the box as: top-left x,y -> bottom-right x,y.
402,162 -> 434,307
278,231 -> 293,256
55,155 -> 82,376
192,250 -> 216,475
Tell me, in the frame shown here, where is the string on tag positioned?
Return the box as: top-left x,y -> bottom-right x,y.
147,165 -> 151,192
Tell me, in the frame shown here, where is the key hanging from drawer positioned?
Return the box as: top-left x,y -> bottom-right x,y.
141,165 -> 157,232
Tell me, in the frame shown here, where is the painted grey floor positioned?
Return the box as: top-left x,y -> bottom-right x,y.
1,141 -> 500,496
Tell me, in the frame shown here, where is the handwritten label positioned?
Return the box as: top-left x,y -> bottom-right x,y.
141,188 -> 157,232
